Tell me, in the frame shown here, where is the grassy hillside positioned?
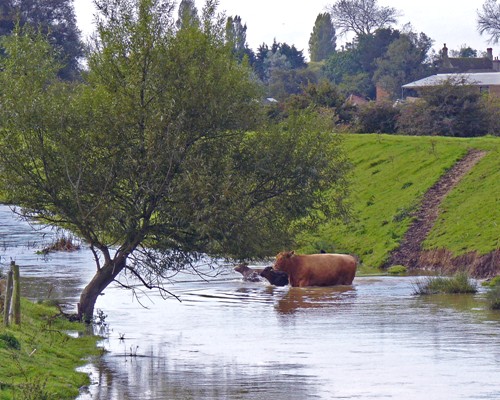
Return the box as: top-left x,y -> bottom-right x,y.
297,134 -> 500,274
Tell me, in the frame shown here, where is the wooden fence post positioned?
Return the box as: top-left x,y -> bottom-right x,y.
3,269 -> 13,327
11,261 -> 21,325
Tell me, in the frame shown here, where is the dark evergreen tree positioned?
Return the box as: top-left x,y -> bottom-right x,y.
253,43 -> 270,81
279,42 -> 307,69
253,40 -> 306,83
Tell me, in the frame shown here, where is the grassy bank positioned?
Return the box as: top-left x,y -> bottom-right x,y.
297,134 -> 500,273
0,299 -> 100,399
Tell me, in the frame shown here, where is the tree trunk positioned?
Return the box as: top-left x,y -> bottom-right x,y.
78,257 -> 126,323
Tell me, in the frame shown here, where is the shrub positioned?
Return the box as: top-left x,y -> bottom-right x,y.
482,275 -> 500,287
413,272 -> 477,295
481,95 -> 500,136
355,101 -> 399,133
0,333 -> 21,350
396,99 -> 433,135
398,79 -> 489,137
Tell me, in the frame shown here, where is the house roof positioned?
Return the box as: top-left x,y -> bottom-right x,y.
443,57 -> 493,72
402,72 -> 500,89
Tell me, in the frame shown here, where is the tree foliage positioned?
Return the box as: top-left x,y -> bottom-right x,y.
309,13 -> 336,62
355,28 -> 401,73
328,0 -> 400,36
322,28 -> 402,98
374,31 -> 434,99
323,48 -> 361,84
252,40 -> 309,99
225,15 -> 254,63
477,0 -> 500,44
253,40 -> 306,82
176,0 -> 199,29
0,0 -> 350,321
450,44 -> 478,58
397,79 -> 489,136
0,0 -> 83,80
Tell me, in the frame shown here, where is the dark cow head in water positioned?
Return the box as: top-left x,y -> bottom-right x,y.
259,266 -> 289,286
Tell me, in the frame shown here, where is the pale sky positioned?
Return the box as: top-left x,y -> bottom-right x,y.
74,0 -> 494,59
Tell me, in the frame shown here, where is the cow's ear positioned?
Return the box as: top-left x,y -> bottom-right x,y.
288,251 -> 295,257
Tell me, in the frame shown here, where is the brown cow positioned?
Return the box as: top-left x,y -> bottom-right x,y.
273,251 -> 356,287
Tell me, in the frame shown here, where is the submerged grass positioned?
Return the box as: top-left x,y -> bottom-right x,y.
0,299 -> 101,400
297,134 -> 500,273
485,279 -> 500,310
412,272 -> 478,295
487,286 -> 500,310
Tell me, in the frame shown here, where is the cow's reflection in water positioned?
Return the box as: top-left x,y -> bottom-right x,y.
275,285 -> 356,314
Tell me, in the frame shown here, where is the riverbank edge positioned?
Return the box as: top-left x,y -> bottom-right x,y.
0,298 -> 102,400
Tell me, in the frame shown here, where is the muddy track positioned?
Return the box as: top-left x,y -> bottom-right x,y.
386,148 -> 487,271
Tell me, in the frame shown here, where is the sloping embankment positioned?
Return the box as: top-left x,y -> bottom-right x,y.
386,149 -> 500,277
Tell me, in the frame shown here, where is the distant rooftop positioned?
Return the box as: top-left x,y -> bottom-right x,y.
402,72 -> 500,89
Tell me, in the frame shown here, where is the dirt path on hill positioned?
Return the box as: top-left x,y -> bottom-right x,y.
387,148 -> 488,271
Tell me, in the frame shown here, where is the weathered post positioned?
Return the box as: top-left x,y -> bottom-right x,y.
3,269 -> 13,327
11,261 -> 21,325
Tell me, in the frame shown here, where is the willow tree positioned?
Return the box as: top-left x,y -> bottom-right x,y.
0,0 -> 350,321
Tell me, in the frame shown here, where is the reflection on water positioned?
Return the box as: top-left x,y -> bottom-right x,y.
2,205 -> 500,399
275,285 -> 356,314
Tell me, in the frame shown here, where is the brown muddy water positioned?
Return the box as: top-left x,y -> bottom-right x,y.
2,204 -> 500,399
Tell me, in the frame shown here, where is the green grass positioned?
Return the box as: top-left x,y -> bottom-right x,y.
297,134 -> 500,273
423,143 -> 500,254
0,299 -> 101,399
387,265 -> 408,276
412,272 -> 478,295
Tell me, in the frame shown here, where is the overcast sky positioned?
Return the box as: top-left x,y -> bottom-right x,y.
74,0 -> 494,59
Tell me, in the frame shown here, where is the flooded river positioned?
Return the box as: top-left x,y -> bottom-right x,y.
1,204 -> 500,399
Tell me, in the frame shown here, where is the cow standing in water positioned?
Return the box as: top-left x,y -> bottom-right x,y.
273,251 -> 356,287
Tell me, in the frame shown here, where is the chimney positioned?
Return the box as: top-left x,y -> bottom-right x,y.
487,48 -> 493,60
442,43 -> 448,58
441,43 -> 452,68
